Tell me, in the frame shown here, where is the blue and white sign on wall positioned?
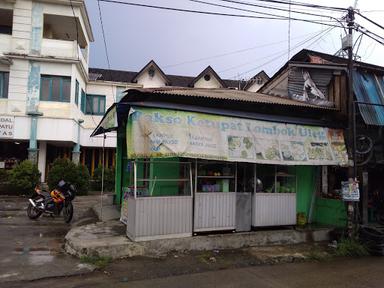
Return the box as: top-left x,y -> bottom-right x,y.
0,116 -> 14,139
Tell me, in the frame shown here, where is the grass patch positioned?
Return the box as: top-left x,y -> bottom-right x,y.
306,249 -> 331,261
196,251 -> 213,264
80,255 -> 112,269
335,238 -> 369,257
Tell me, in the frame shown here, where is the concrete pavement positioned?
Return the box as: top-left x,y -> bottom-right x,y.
0,195 -> 100,283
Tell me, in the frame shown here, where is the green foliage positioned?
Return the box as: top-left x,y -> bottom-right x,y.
335,238 -> 369,257
47,158 -> 90,195
92,165 -> 115,192
0,169 -> 9,183
80,255 -> 112,269
9,160 -> 41,195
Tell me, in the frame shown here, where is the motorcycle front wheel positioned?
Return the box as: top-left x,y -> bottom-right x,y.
27,203 -> 42,220
63,202 -> 73,223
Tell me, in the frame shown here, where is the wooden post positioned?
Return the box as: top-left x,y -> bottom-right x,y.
91,148 -> 95,176
81,148 -> 85,165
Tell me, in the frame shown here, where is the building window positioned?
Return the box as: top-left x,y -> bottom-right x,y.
255,77 -> 263,85
0,72 -> 9,99
80,89 -> 86,112
75,80 -> 79,106
0,9 -> 13,35
85,94 -> 106,115
40,75 -> 71,102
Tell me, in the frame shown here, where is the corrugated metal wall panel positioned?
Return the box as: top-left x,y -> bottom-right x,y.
252,193 -> 296,226
194,192 -> 236,232
353,71 -> 384,126
133,196 -> 192,240
288,68 -> 333,101
126,197 -> 136,240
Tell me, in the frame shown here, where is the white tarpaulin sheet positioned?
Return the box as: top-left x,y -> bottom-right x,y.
126,107 -> 348,166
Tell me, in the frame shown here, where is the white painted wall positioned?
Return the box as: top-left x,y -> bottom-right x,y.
13,116 -> 30,139
193,73 -> 223,89
11,0 -> 32,54
7,59 -> 28,114
81,129 -> 116,148
38,140 -> 46,181
42,2 -> 90,45
136,68 -> 167,88
0,34 -> 11,55
246,82 -> 264,93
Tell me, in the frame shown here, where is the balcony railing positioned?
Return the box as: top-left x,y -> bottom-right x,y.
40,39 -> 88,70
0,34 -> 11,55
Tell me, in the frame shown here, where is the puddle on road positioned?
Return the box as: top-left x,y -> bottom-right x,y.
0,257 -> 12,264
0,272 -> 19,279
28,250 -> 55,265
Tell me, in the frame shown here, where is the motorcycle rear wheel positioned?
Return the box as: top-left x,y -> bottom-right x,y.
63,202 -> 73,223
27,203 -> 42,220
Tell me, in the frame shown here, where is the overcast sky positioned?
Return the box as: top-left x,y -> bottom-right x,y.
85,0 -> 384,80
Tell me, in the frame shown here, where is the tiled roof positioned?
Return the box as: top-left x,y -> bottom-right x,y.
88,67 -> 247,88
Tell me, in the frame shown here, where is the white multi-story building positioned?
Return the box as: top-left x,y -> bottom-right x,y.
0,0 -> 269,181
0,0 -> 137,180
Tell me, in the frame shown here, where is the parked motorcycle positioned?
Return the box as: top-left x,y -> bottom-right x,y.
27,180 -> 76,223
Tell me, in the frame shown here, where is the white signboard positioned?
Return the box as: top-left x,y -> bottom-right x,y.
0,116 -> 14,139
342,180 -> 360,202
127,107 -> 349,166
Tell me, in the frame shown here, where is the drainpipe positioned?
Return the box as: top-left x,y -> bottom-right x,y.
27,111 -> 43,164
72,119 -> 84,164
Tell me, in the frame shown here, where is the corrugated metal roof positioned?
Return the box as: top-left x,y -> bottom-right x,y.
133,87 -> 336,109
353,71 -> 384,126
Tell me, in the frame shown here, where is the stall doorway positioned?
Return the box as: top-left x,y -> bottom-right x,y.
236,163 -> 254,232
193,161 -> 236,233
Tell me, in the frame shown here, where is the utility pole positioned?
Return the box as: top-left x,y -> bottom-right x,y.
346,6 -> 356,237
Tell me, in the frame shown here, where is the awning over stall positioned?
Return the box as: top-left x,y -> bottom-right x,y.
353,71 -> 384,126
127,107 -> 348,166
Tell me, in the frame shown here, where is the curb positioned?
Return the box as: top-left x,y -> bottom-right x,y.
65,221 -> 332,259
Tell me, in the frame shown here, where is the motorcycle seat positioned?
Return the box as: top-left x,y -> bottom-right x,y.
41,191 -> 51,198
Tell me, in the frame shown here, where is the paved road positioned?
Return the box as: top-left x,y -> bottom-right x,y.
0,195 -> 99,284
3,196 -> 384,288
7,256 -> 384,288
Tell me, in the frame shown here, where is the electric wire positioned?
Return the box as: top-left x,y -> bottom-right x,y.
189,0 -> 288,20
98,0 -> 283,20
98,0 -> 342,28
357,29 -> 384,46
221,27 -> 333,74
97,0 -> 116,104
218,28 -> 330,74
217,0 -> 342,20
356,25 -> 384,45
249,0 -> 347,12
69,0 -> 79,61
190,0 -> 338,22
288,0 -> 291,60
229,26 -> 335,79
353,33 -> 363,60
163,28 -> 325,69
356,11 -> 384,31
216,0 -> 347,30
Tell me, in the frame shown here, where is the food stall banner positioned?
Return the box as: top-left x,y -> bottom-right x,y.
126,107 -> 348,166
